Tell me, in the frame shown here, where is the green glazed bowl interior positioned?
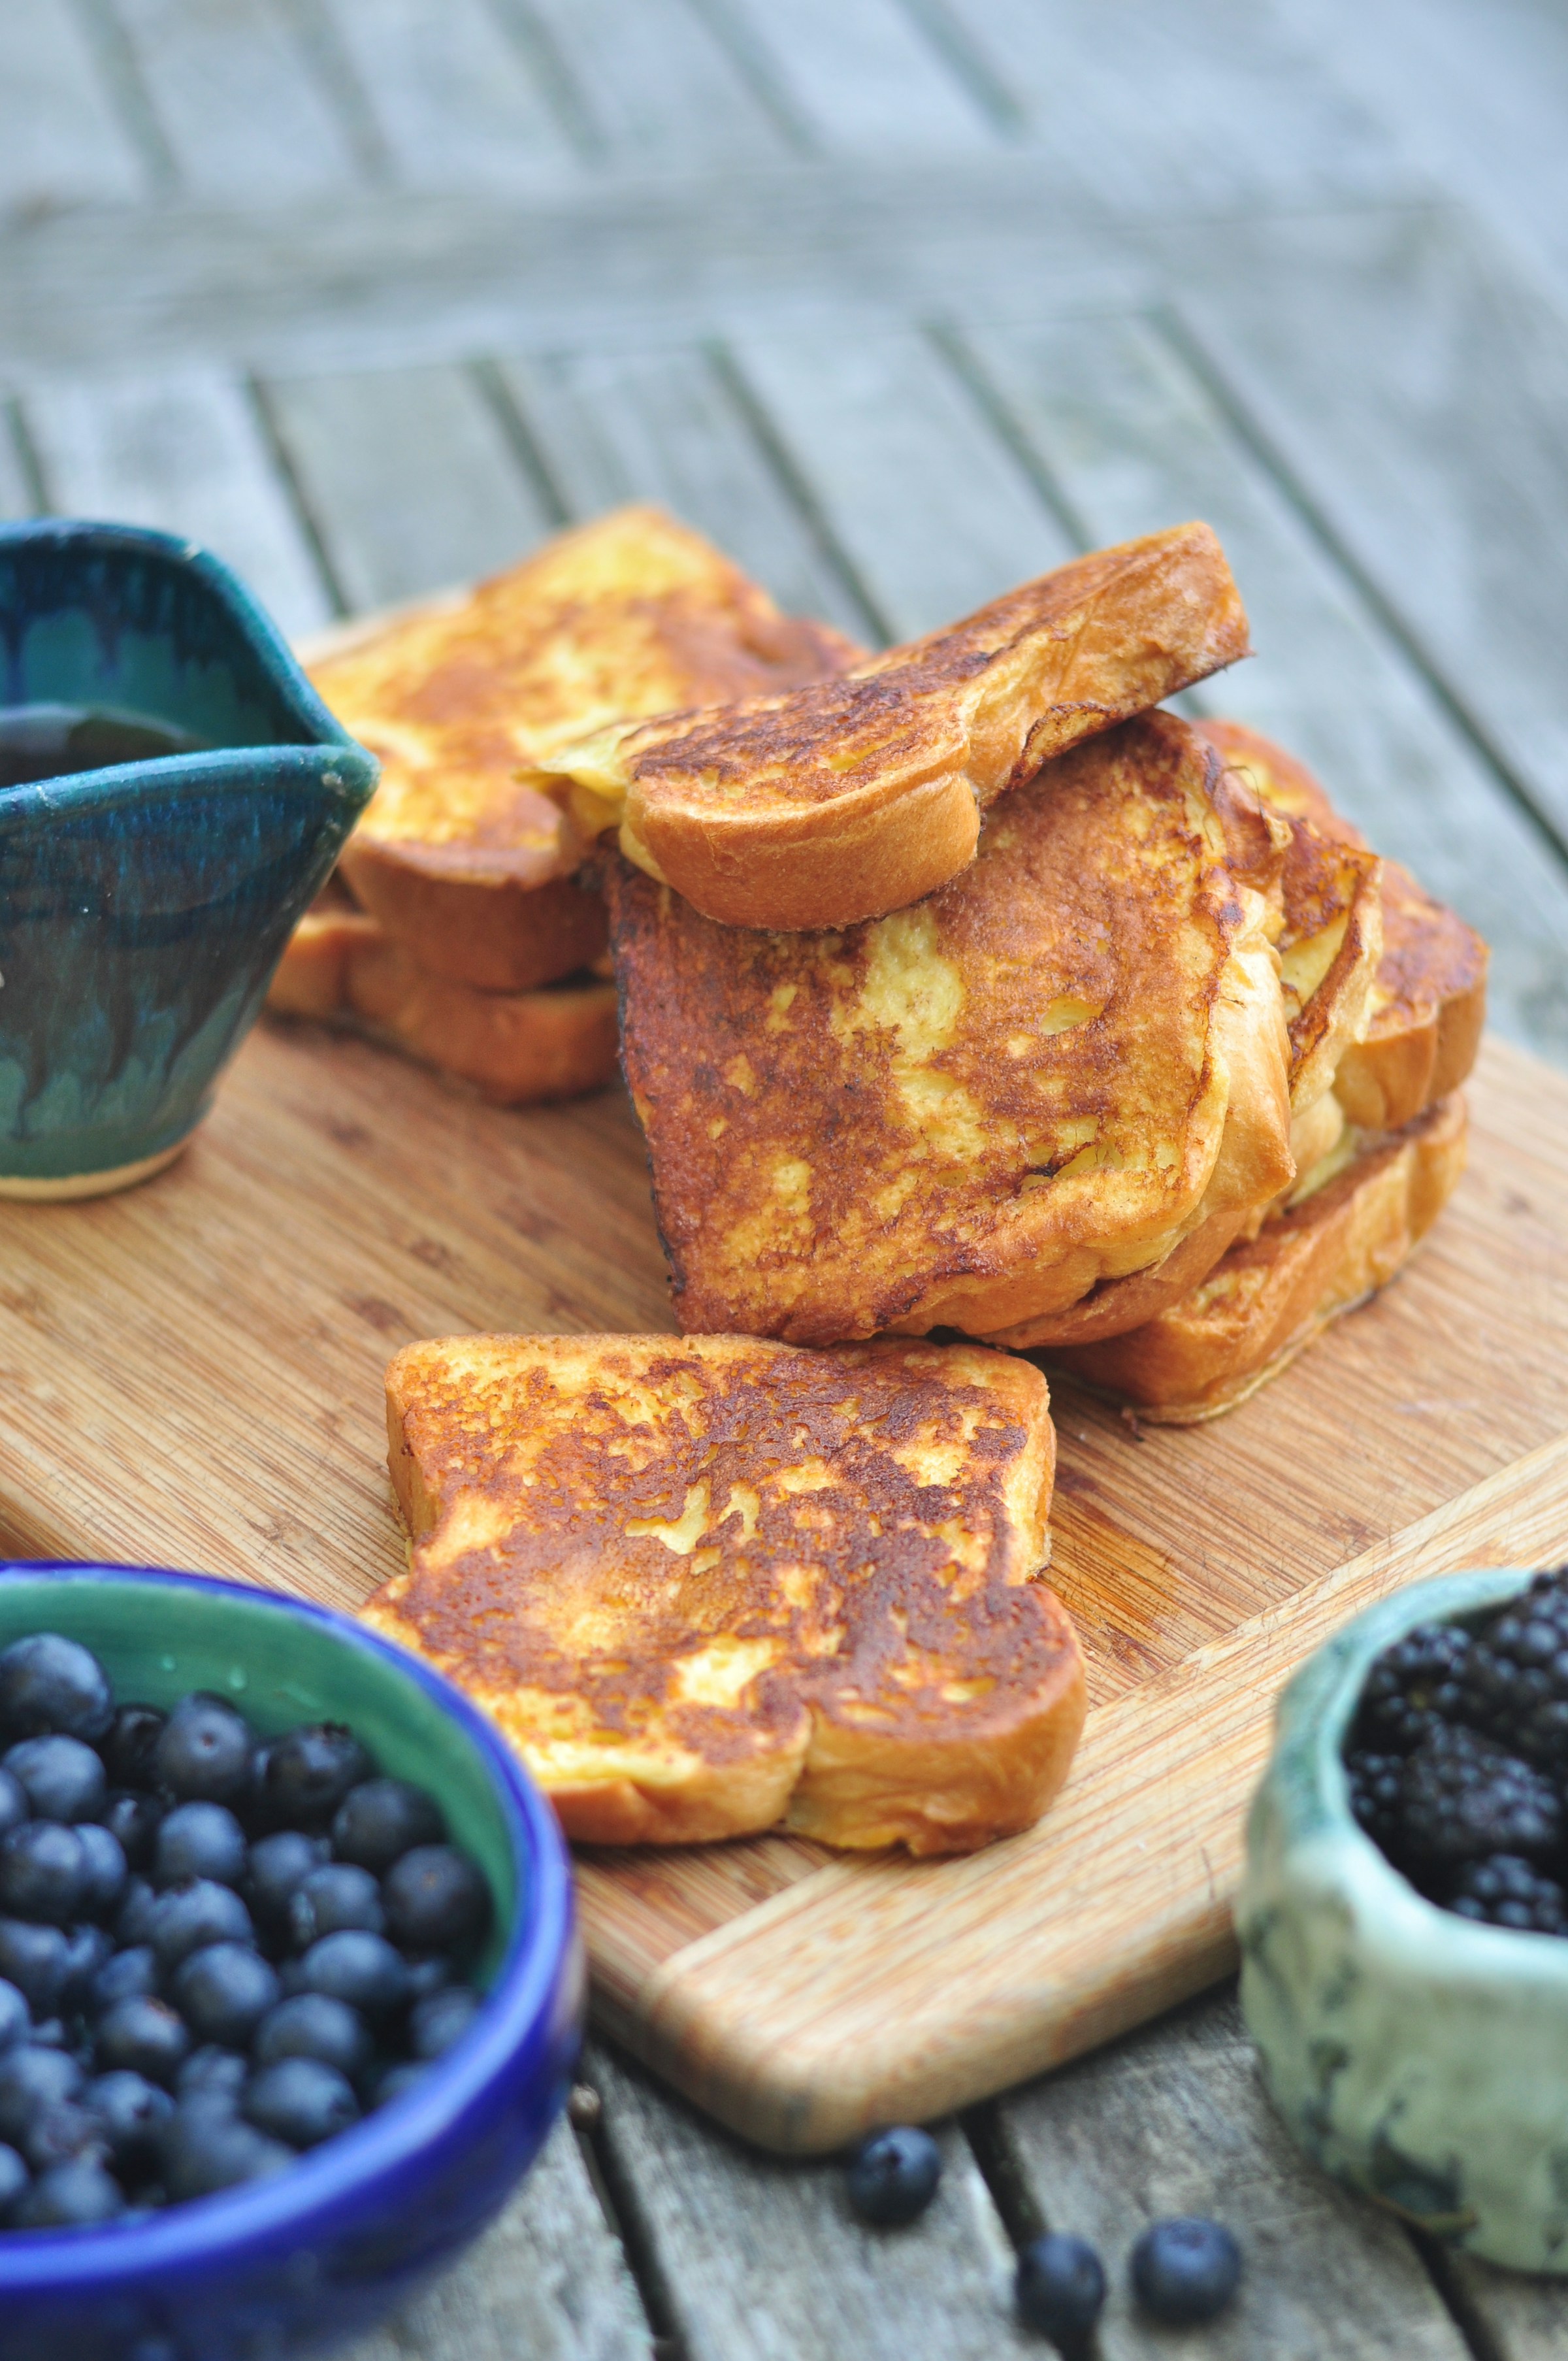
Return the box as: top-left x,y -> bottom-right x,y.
0,1571 -> 514,1982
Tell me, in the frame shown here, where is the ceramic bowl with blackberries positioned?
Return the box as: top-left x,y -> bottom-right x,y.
0,1562 -> 578,2361
1239,1563 -> 1568,2271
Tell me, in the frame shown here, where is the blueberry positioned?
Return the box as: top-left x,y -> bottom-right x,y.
244,2057 -> 359,2150
0,1636 -> 112,1744
1015,2233 -> 1107,2344
101,1704 -> 166,1791
0,1773 -> 28,1842
153,1803 -> 246,1892
845,2126 -> 942,2226
1130,2217 -> 1243,2325
252,1993 -> 370,2080
149,1878 -> 253,1972
0,1921 -> 67,2014
287,1864 -> 383,1950
103,1791 -> 163,1872
252,1725 -> 372,1831
246,1830 -> 329,1930
0,1823 -> 88,1924
60,1923 -> 114,2006
91,1946 -> 159,2013
86,2072 -> 173,2174
116,1877 -> 159,1949
382,1847 -> 490,1955
175,2047 -> 249,2107
410,1985 -> 480,2062
96,1997 -> 189,2087
3,1736 -> 106,1825
76,1824 -> 127,1920
15,2155 -> 124,2226
0,2142 -> 27,2221
160,2112 -> 291,2201
0,2045 -> 83,2142
155,1695 -> 253,1806
0,1980 -> 26,2055
172,1943 -> 280,2048
332,1779 -> 443,1873
299,1930 -> 410,2017
370,2060 -> 428,2109
23,2098 -> 106,2173
404,1954 -> 454,2004
25,2019 -> 67,2051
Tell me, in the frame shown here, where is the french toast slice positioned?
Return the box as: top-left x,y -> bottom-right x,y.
552,523 -> 1249,930
302,505 -> 860,992
1047,1093 -> 1467,1422
608,711 -> 1292,1346
270,894 -> 617,1106
1198,721 -> 1487,1129
363,1333 -> 1085,1855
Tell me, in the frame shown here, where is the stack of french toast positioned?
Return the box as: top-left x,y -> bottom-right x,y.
275,506 -> 1486,1854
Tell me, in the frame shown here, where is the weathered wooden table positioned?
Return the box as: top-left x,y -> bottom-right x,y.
5,1 -> 1568,2351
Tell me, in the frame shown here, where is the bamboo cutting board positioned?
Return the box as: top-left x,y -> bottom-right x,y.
0,1021 -> 1565,2151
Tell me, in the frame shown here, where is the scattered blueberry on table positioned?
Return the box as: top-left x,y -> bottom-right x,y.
845,2124 -> 942,2224
1345,1567 -> 1568,1928
1130,2216 -> 1243,2324
1015,2230 -> 1106,2349
0,1630 -> 495,2227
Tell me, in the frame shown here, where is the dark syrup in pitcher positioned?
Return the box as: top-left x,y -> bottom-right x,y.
0,702 -> 210,787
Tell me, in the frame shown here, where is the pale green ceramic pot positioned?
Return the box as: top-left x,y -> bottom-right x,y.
1239,1566 -> 1568,2272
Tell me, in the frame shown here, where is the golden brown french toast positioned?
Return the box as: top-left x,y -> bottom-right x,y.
1198,721 -> 1486,1129
1049,1093 -> 1467,1421
303,505 -> 860,991
363,1333 -> 1084,1854
553,523 -> 1249,929
269,891 -> 618,1106
609,711 -> 1292,1346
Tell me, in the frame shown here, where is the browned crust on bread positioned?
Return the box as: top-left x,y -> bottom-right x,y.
559,523 -> 1249,929
338,842 -> 608,993
365,1333 -> 1084,1854
1047,1093 -> 1468,1421
1198,720 -> 1487,1127
265,895 -> 381,1020
609,712 -> 1292,1346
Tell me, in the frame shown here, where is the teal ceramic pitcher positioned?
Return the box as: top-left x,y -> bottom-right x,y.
0,520 -> 377,1197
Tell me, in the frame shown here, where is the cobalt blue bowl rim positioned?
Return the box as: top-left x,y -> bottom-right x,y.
0,1560 -> 576,2292
0,516 -> 373,792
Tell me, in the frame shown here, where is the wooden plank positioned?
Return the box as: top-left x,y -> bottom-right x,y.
990,1989 -> 1471,2360
0,161 -> 1143,375
107,0 -> 362,197
340,2117 -> 653,2361
953,308 -> 1568,1065
1168,201 -> 1568,851
20,366 -> 333,638
318,0 -> 579,191
0,405 -> 39,520
936,0 -> 1408,210
262,362 -> 557,610
521,0 -> 794,166
706,0 -> 997,152
1450,2254 -> 1568,2358
0,0 -> 149,208
498,344 -> 873,638
729,324 -> 1079,638
588,2041 -> 1029,2361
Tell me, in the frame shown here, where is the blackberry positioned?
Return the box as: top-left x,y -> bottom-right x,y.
1463,1572 -> 1568,1769
1344,1751 -> 1404,1849
1355,1623 -> 1474,1754
1397,1726 -> 1561,1874
1450,1855 -> 1568,1934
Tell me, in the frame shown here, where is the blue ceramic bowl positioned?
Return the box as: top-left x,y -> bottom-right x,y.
0,521 -> 377,1197
0,1562 -> 580,2361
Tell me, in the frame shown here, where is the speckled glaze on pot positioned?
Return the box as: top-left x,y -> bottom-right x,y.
0,521 -> 376,1193
1239,1565 -> 1568,2271
0,1562 -> 580,2361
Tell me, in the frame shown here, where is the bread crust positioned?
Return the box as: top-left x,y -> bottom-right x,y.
365,1333 -> 1084,1854
558,523 -> 1249,929
337,843 -> 608,994
1047,1093 -> 1467,1421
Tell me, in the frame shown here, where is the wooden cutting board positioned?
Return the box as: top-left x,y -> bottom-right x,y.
0,1020 -> 1565,2151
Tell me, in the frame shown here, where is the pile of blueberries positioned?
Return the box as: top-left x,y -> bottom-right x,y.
846,2126 -> 1241,2348
0,1630 -> 493,2228
1345,1568 -> 1568,1931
